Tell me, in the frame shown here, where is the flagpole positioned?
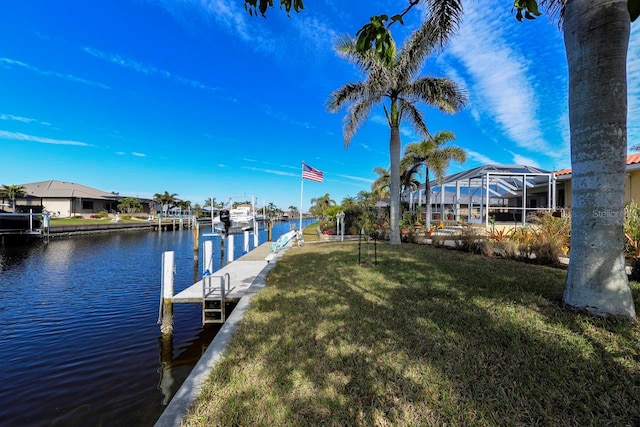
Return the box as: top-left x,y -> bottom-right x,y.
299,161 -> 304,232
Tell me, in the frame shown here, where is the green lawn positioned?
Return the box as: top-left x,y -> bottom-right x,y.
182,241 -> 640,426
48,217 -> 149,226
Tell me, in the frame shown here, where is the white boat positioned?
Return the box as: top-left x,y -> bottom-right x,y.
211,206 -> 255,235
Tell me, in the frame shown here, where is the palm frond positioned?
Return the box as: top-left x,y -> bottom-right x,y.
424,0 -> 465,48
410,76 -> 468,113
397,98 -> 429,138
343,98 -> 377,147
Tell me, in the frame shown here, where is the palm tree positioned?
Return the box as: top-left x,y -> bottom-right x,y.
0,184 -> 26,211
310,193 -> 336,219
247,0 -> 638,317
399,158 -> 422,211
403,130 -> 466,231
356,190 -> 375,207
341,196 -> 357,207
383,0 -> 636,317
371,167 -> 390,198
153,191 -> 178,215
328,20 -> 467,245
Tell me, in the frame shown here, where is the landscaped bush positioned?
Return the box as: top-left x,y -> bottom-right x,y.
120,214 -> 132,220
96,210 -> 109,218
624,201 -> 640,279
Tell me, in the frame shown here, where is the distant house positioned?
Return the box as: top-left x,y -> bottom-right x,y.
554,153 -> 640,209
16,180 -> 122,217
402,155 -> 640,226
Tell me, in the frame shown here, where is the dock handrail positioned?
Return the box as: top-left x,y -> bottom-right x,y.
202,273 -> 230,324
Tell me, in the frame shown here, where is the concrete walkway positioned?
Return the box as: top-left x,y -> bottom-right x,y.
154,241 -> 292,427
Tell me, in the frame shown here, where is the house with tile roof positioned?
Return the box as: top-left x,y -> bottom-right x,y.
555,153 -> 640,209
402,154 -> 640,226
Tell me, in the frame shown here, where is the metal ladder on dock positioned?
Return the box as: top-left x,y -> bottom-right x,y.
202,273 -> 230,325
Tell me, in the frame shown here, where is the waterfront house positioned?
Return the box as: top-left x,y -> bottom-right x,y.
12,180 -> 144,218
403,154 -> 640,226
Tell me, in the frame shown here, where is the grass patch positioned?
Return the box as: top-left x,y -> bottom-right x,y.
183,242 -> 640,426
49,217 -> 148,226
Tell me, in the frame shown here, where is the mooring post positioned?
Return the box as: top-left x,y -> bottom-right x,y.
243,230 -> 250,253
254,226 -> 259,248
160,251 -> 175,335
193,222 -> 200,259
268,220 -> 273,242
227,234 -> 235,264
203,240 -> 213,276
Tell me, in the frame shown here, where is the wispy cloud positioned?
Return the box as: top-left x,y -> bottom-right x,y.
335,174 -> 374,184
628,25 -> 640,147
0,114 -> 51,126
241,166 -> 298,177
466,149 -> 497,165
443,0 -> 559,158
83,47 -> 220,92
132,152 -> 146,157
0,130 -> 88,146
511,153 -> 540,168
0,57 -> 109,89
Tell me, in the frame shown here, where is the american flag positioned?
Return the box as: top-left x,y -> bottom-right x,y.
302,163 -> 324,183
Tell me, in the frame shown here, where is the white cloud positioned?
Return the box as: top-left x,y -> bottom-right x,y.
0,57 -> 109,89
466,149 -> 496,165
132,152 -> 146,157
241,166 -> 298,177
0,130 -> 88,146
628,25 -> 640,147
335,174 -> 374,184
443,0 -> 553,156
0,114 -> 51,126
83,47 -> 219,92
511,153 -> 540,167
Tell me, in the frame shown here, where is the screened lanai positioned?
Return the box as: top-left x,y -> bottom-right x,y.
405,165 -> 557,226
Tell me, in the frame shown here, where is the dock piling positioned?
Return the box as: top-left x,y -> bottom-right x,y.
160,251 -> 175,335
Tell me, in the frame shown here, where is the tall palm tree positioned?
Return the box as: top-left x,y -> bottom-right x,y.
328,20 -> 467,245
310,193 -> 336,219
0,184 -> 26,211
400,0 -> 636,318
153,191 -> 178,215
403,130 -> 466,231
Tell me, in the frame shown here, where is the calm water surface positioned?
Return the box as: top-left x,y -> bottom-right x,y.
0,220 -> 313,426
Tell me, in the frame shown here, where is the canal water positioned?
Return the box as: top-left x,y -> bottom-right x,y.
0,220 -> 315,426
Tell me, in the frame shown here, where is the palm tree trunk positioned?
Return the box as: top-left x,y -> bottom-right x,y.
389,125 -> 401,245
425,165 -> 432,235
563,0 -> 636,318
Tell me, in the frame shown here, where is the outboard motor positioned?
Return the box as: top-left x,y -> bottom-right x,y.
219,209 -> 231,235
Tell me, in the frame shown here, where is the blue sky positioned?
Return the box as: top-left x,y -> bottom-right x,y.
2,1 -> 640,211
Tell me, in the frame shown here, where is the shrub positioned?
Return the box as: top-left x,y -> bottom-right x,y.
120,214 -> 132,220
97,210 -> 109,218
529,212 -> 571,264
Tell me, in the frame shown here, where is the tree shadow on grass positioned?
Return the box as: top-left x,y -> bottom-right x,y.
189,242 -> 640,426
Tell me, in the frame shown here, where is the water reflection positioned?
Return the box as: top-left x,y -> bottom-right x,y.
0,220 -> 313,425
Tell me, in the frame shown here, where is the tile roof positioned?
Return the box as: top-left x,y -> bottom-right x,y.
554,153 -> 640,176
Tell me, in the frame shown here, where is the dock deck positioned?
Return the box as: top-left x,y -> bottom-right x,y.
172,241 -> 277,303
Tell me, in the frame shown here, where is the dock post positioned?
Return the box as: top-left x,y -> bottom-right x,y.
227,234 -> 235,263
254,226 -> 259,248
160,251 -> 175,335
193,222 -> 200,259
243,230 -> 250,253
268,220 -> 273,241
203,240 -> 213,276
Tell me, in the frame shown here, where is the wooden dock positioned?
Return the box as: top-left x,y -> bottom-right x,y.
172,241 -> 276,304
